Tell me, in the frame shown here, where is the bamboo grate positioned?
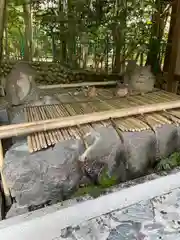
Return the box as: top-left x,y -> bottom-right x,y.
24,89 -> 180,152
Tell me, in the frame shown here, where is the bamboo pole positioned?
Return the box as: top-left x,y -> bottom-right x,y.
38,81 -> 117,89
0,100 -> 180,139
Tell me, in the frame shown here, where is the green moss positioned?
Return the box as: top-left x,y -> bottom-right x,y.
156,152 -> 180,171
73,167 -> 119,199
98,168 -> 118,188
73,185 -> 104,198
73,152 -> 180,200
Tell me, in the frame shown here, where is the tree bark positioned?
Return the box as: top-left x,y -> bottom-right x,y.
112,0 -> 126,74
113,34 -> 121,73
22,0 -> 33,61
58,0 -> 67,63
67,0 -> 77,68
4,24 -> 8,57
51,31 -> 57,62
105,33 -> 109,73
146,0 -> 167,74
0,0 -> 7,64
163,1 -> 177,71
167,0 -> 180,92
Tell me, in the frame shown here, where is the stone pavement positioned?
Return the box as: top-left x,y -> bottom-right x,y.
59,188 -> 180,239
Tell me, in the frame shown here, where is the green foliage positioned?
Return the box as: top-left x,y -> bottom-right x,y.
73,151 -> 180,199
73,168 -> 118,199
4,0 -> 171,69
156,152 -> 180,172
73,185 -> 104,198
98,168 -> 118,188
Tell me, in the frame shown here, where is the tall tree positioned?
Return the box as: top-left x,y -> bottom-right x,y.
22,0 -> 33,61
146,0 -> 169,74
4,0 -> 171,74
58,0 -> 67,62
112,0 -> 126,73
163,1 -> 177,72
0,0 -> 7,63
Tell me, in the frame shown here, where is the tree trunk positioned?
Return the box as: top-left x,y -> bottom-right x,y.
140,53 -> 144,66
51,32 -> 57,62
0,0 -> 7,64
22,0 -> 33,61
67,0 -> 77,68
96,0 -> 103,25
163,1 -> 177,71
58,0 -> 67,63
166,0 -> 180,92
82,45 -> 88,69
113,41 -> 121,73
4,3 -> 8,59
112,23 -> 121,73
112,49 -> 115,71
4,24 -> 8,58
112,0 -> 126,74
61,40 -> 66,62
105,33 -> 109,73
146,0 -> 167,74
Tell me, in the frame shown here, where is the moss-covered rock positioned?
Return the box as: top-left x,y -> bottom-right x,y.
72,185 -> 104,198
73,167 -> 119,199
98,168 -> 118,188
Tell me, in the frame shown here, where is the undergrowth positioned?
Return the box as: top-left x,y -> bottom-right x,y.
73,168 -> 118,198
73,152 -> 180,199
155,152 -> 180,171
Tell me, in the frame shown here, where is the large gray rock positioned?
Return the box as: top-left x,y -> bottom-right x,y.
3,140 -> 84,206
3,123 -> 180,208
9,106 -> 25,125
6,203 -> 28,219
8,108 -> 26,144
9,94 -> 60,122
123,130 -> 156,178
5,61 -> 60,107
122,124 -> 178,178
79,125 -> 178,182
80,126 -> 157,182
5,62 -> 39,106
9,95 -> 60,125
175,125 -> 180,150
155,124 -> 178,159
8,95 -> 60,144
80,126 -> 127,183
124,61 -> 155,93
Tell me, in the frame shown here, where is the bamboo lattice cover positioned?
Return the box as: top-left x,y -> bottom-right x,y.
24,89 -> 180,152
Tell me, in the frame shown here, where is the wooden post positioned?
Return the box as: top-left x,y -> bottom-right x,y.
167,0 -> 180,92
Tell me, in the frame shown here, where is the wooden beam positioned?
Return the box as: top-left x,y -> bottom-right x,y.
0,100 -> 180,139
38,81 -> 117,89
167,0 -> 180,92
